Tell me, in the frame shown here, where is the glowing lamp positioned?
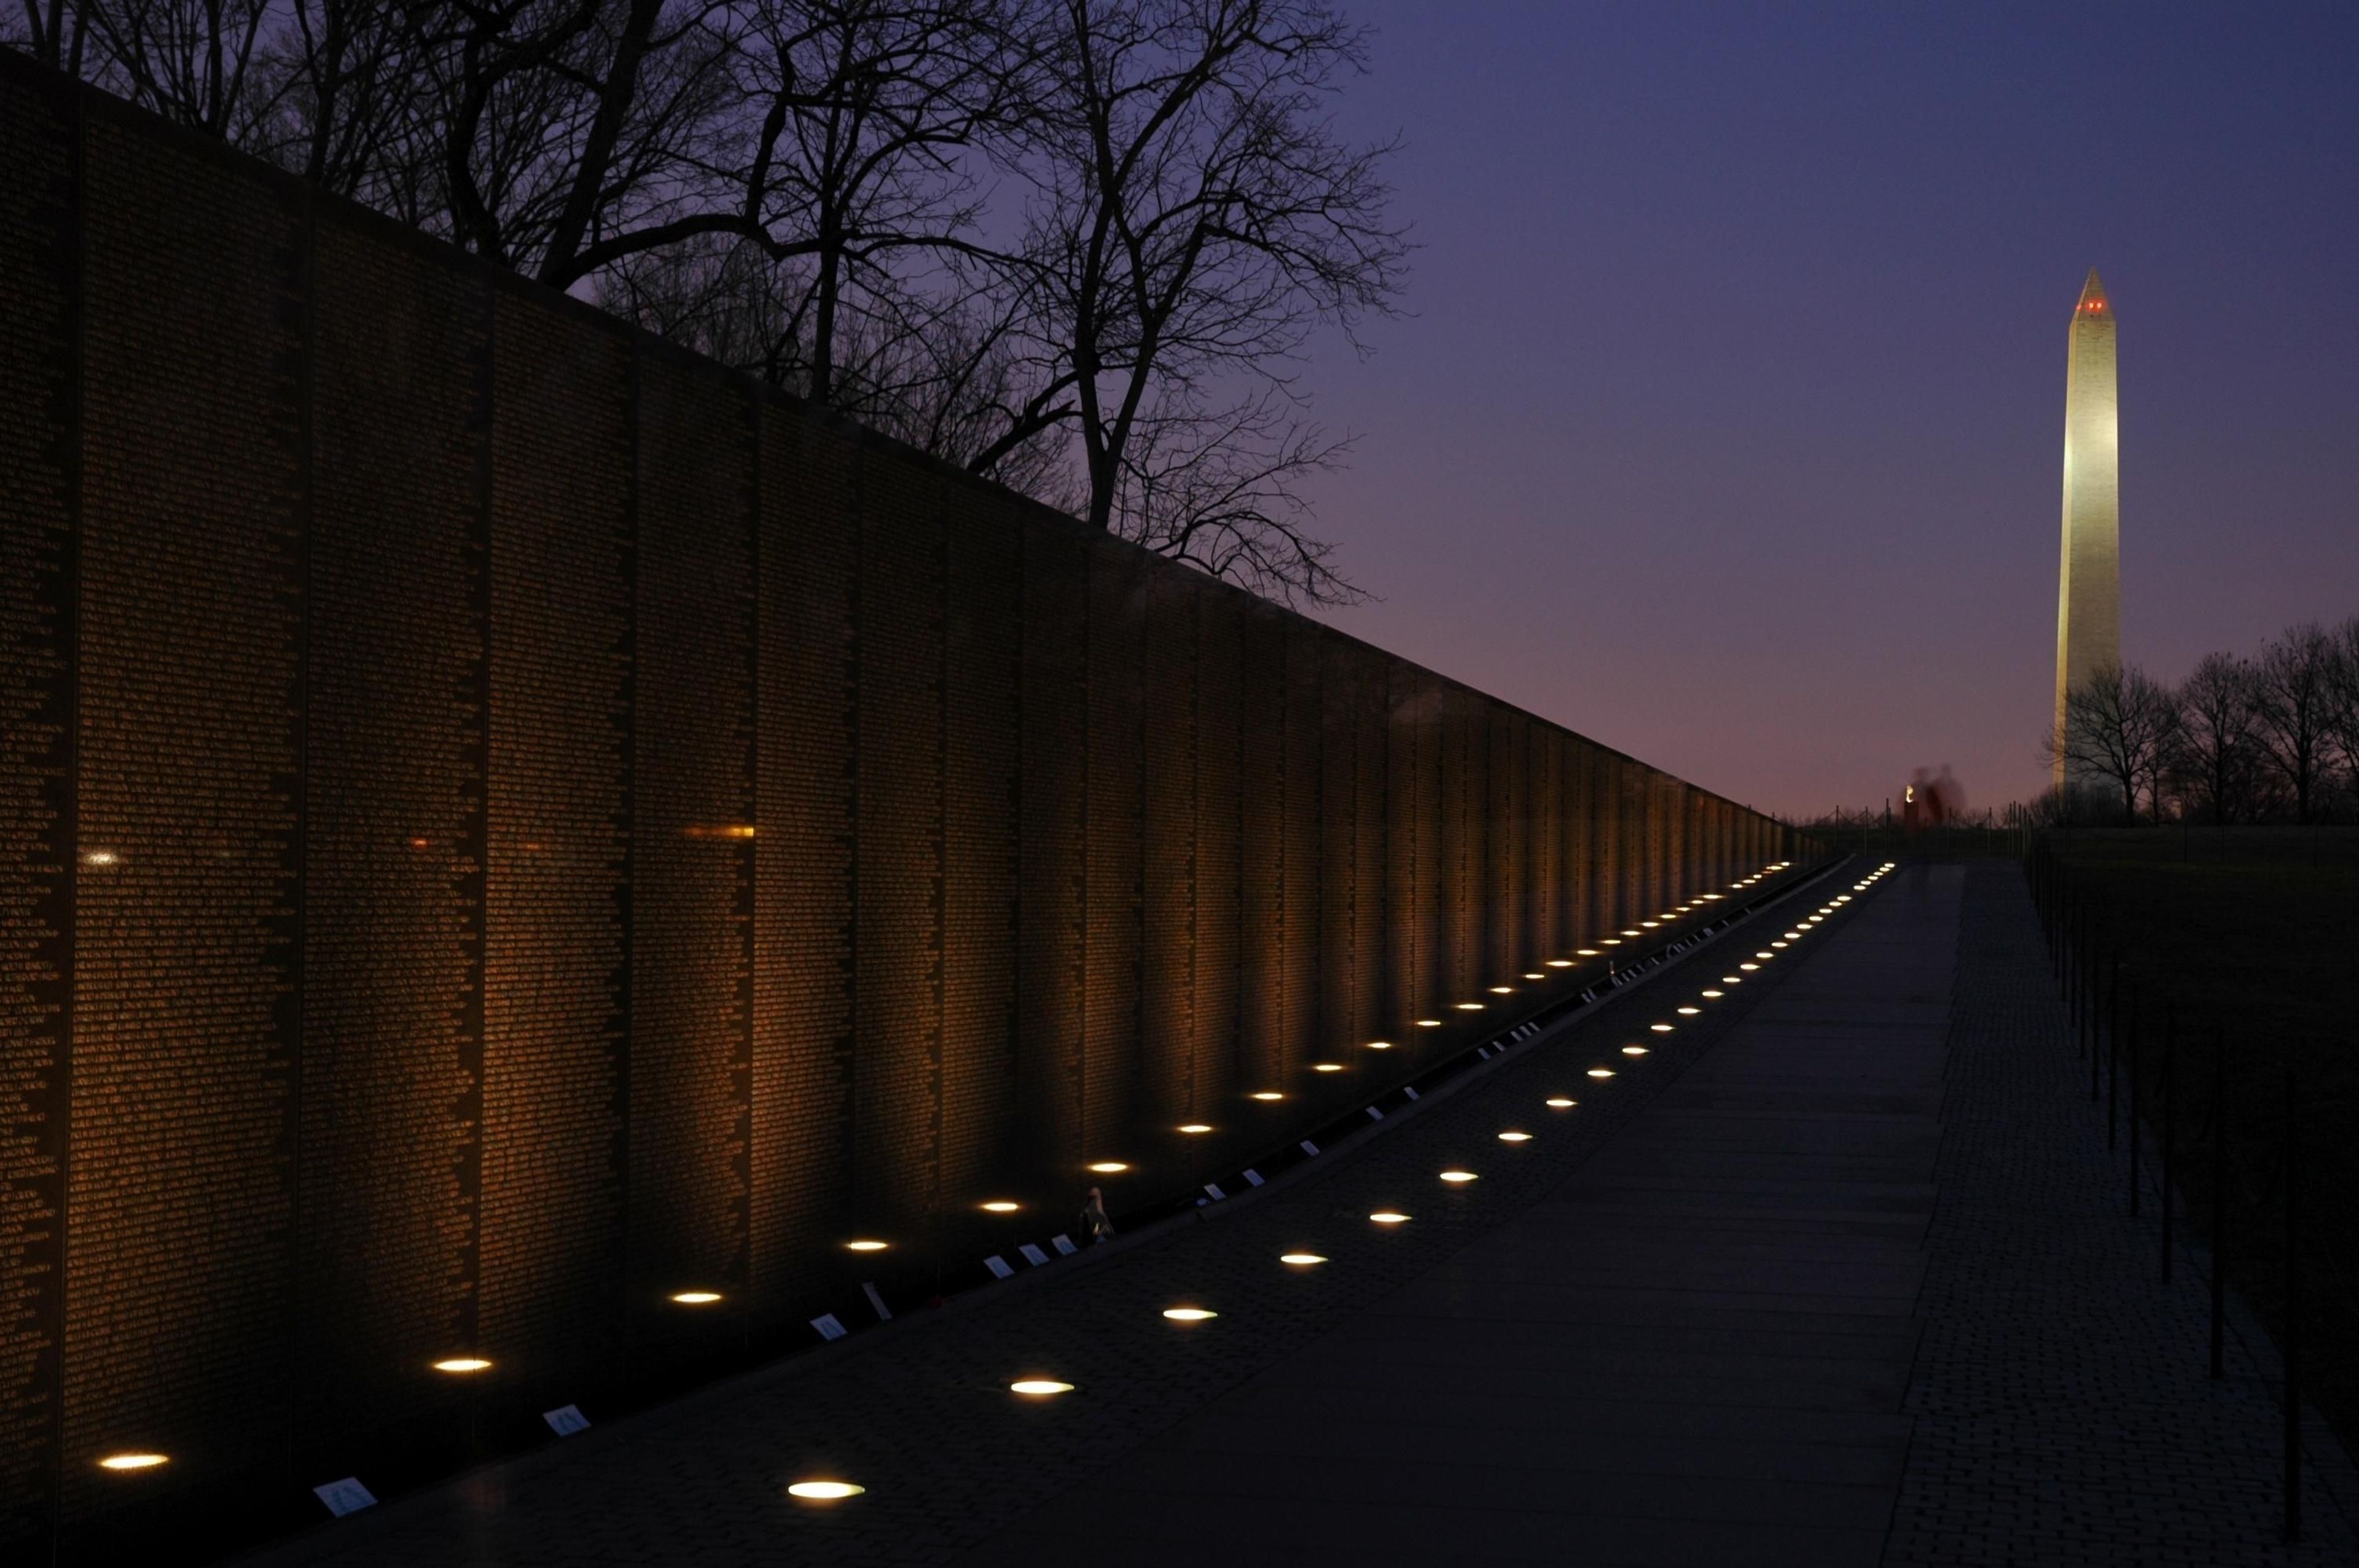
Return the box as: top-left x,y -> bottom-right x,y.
1497,1131 -> 1532,1143
99,1453 -> 168,1472
1544,1097 -> 1576,1109
981,1200 -> 1020,1212
1279,1252 -> 1328,1266
1010,1379 -> 1074,1397
1438,1170 -> 1477,1183
844,1239 -> 888,1252
1162,1307 -> 1217,1322
1176,1123 -> 1213,1134
669,1290 -> 723,1306
1087,1162 -> 1129,1174
1368,1211 -> 1410,1224
432,1357 -> 492,1375
788,1481 -> 864,1501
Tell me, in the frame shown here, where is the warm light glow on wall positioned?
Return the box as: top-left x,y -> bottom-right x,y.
1454,1002 -> 1483,1011
1250,1091 -> 1285,1101
1368,1211 -> 1410,1224
1497,1131 -> 1531,1142
668,1290 -> 722,1306
1544,1098 -> 1576,1109
981,1200 -> 1020,1212
1176,1123 -> 1213,1134
1162,1307 -> 1217,1322
432,1357 -> 492,1375
1366,1040 -> 1393,1050
99,1452 -> 168,1471
1438,1170 -> 1477,1184
1649,1023 -> 1673,1033
1575,950 -> 1599,957
1415,1018 -> 1442,1027
844,1239 -> 888,1252
1622,1045 -> 1649,1056
1009,1379 -> 1074,1397
1587,1067 -> 1615,1078
1279,1252 -> 1327,1266
1086,1162 -> 1128,1174
1312,1063 -> 1344,1073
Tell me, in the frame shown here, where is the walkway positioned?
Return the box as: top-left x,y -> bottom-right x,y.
245,862 -> 2359,1567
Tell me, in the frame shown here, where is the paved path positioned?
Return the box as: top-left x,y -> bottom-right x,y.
246,861 -> 2359,1567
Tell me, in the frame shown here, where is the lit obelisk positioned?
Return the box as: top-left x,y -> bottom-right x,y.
2052,268 -> 2119,790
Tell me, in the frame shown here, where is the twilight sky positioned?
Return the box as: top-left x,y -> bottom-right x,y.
1299,2 -> 2359,819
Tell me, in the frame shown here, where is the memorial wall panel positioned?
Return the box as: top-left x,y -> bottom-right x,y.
751,412 -> 856,1314
1191,587 -> 1242,1112
1318,635 -> 1362,1053
300,216 -> 490,1449
65,111 -> 305,1512
1349,646 -> 1388,1047
628,351 -> 755,1314
1016,521 -> 1087,1184
1281,620 -> 1322,1094
939,484 -> 1020,1220
0,63 -> 74,1550
1082,543 -> 1145,1170
852,455 -> 944,1234
1236,603 -> 1286,1092
1141,572 -> 1197,1149
479,293 -> 632,1389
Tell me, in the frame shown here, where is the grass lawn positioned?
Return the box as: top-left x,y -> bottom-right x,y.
2036,828 -> 2359,1450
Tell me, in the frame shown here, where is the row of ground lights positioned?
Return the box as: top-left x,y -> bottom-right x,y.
90,861 -> 1807,1481
772,860 -> 1825,1504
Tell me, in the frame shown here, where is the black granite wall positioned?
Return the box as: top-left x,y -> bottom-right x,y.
0,53 -> 1809,1556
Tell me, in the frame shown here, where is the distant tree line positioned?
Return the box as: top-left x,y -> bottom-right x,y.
2044,618 -> 2359,826
4,0 -> 1409,606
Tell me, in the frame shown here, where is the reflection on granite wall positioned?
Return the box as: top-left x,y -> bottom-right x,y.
0,53 -> 1805,1558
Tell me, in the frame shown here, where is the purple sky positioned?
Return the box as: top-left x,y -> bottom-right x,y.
1301,3 -> 2359,819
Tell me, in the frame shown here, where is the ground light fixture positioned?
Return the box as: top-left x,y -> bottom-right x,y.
1366,1040 -> 1393,1050
1489,985 -> 1515,994
1279,1252 -> 1328,1266
1576,948 -> 1600,956
1454,1002 -> 1484,1012
1415,1018 -> 1442,1027
1740,963 -> 1759,972
1250,1091 -> 1285,1101
1771,941 -> 1789,949
1639,921 -> 1659,929
1497,1131 -> 1532,1143
1312,1063 -> 1344,1073
669,1290 -> 723,1306
1009,1379 -> 1074,1397
1622,1045 -> 1649,1056
1587,1067 -> 1615,1078
787,1481 -> 864,1502
1545,1097 -> 1576,1109
1438,1170 -> 1477,1184
1176,1123 -> 1213,1134
1650,1023 -> 1673,1033
1369,1211 -> 1410,1224
99,1453 -> 168,1472
1676,1007 -> 1700,1016
1162,1307 -> 1218,1322
1756,951 -> 1775,959
1549,958 -> 1576,967
980,1200 -> 1020,1213
1087,1162 -> 1128,1174
1700,989 -> 1724,999
844,1239 -> 888,1252
432,1357 -> 493,1375
1620,929 -> 1641,937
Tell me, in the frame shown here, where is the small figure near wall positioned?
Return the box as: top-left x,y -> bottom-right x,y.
1079,1187 -> 1115,1245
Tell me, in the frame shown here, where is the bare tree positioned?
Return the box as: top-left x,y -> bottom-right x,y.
2325,616 -> 2359,813
982,0 -> 1407,601
2251,622 -> 2336,823
74,0 -> 278,136
2167,651 -> 2263,825
2046,660 -> 2178,824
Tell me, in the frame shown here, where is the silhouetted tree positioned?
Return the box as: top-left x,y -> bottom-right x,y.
2046,661 -> 2178,824
2167,651 -> 2263,825
2251,622 -> 2336,823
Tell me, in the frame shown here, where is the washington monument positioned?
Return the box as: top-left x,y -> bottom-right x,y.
2052,267 -> 2119,789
